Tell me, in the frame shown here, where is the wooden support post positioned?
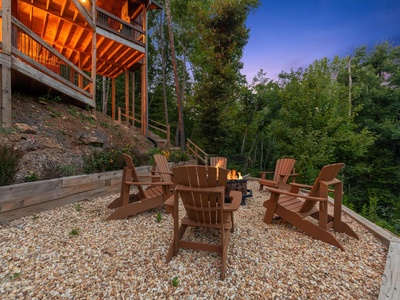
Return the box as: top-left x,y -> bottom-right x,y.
141,61 -> 147,136
141,7 -> 148,136
131,71 -> 135,127
91,2 -> 96,109
1,0 -> 12,128
125,69 -> 129,122
111,78 -> 116,120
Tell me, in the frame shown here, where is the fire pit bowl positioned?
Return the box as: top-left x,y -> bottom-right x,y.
225,174 -> 253,205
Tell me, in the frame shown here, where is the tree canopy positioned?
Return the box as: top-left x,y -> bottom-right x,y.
145,2 -> 399,234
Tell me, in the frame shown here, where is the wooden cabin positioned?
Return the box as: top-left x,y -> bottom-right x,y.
0,0 -> 161,136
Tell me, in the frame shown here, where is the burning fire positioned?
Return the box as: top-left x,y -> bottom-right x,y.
215,161 -> 223,168
213,160 -> 242,180
227,170 -> 242,180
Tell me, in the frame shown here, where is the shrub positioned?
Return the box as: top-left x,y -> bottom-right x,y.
41,162 -> 80,180
83,144 -> 147,173
147,148 -> 189,164
24,173 -> 39,182
0,145 -> 24,186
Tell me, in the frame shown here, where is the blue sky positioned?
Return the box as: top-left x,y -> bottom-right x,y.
241,0 -> 400,82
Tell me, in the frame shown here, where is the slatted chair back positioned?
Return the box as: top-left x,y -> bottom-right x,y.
259,158 -> 296,191
153,154 -> 173,184
209,157 -> 228,169
122,153 -> 146,198
299,163 -> 344,213
172,165 -> 229,225
273,158 -> 296,183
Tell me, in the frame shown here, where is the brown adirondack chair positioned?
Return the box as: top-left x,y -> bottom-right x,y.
153,154 -> 174,185
107,153 -> 174,220
165,165 -> 242,280
263,163 -> 359,250
259,158 -> 297,191
209,156 -> 227,169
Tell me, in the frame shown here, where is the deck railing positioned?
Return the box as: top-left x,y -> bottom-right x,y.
10,17 -> 92,98
96,8 -> 145,46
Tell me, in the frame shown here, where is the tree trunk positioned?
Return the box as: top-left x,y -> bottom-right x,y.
165,0 -> 185,150
241,126 -> 248,155
102,76 -> 109,114
245,132 -> 260,173
159,11 -> 169,129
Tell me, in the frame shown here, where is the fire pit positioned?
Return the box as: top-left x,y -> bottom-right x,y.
225,170 -> 253,205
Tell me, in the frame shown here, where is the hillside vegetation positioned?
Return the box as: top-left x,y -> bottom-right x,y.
0,92 -> 155,184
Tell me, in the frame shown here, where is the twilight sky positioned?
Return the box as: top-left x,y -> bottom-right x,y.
241,0 -> 400,82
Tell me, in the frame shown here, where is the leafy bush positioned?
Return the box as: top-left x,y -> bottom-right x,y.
83,144 -> 148,173
24,173 -> 39,182
41,163 -> 80,180
147,148 -> 189,164
0,145 -> 24,186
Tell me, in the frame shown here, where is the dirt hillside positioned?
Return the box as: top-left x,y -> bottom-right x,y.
0,92 -> 155,184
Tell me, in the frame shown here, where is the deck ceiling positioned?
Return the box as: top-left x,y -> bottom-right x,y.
16,0 -> 146,78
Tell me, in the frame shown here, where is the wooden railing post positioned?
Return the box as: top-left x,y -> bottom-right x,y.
117,107 -> 121,123
167,124 -> 170,148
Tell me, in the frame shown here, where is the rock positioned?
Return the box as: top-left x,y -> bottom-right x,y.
41,138 -> 63,150
79,134 -> 105,147
14,123 -> 37,134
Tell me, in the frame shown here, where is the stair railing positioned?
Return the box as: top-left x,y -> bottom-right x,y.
117,107 -> 170,147
186,139 -> 208,165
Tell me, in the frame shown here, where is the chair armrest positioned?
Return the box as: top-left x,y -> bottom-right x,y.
175,185 -> 225,194
125,181 -> 174,186
279,173 -> 298,177
259,171 -> 274,175
265,186 -> 327,202
289,182 -> 313,189
153,171 -> 173,175
224,191 -> 242,211
137,174 -> 162,179
259,179 -> 279,188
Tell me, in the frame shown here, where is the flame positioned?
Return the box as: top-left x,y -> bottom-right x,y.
215,160 -> 225,179
227,170 -> 243,180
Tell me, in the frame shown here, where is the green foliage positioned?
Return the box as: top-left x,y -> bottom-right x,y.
147,148 -> 189,164
83,145 -> 148,173
39,94 -> 61,103
24,173 -> 39,182
74,204 -> 83,212
69,228 -> 80,236
171,276 -> 179,287
156,211 -> 162,223
67,106 -> 79,117
41,163 -> 79,180
46,106 -> 63,118
9,272 -> 21,280
78,111 -> 95,124
0,145 -> 24,186
100,121 -> 110,129
0,127 -> 16,134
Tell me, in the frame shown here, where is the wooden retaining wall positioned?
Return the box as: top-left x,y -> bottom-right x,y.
0,165 -> 151,224
0,161 -> 197,224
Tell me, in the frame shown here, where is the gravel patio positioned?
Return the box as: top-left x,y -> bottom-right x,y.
0,180 -> 387,299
